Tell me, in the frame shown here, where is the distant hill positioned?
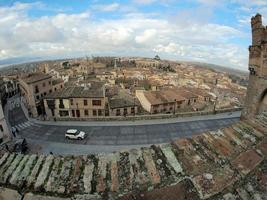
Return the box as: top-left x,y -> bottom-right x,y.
0,56 -> 43,66
184,61 -> 248,77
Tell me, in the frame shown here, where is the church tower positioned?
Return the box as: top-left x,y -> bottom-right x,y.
242,14 -> 267,118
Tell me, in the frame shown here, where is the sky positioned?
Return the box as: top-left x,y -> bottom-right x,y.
0,0 -> 266,71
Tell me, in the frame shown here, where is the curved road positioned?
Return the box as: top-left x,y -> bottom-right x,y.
9,107 -> 239,145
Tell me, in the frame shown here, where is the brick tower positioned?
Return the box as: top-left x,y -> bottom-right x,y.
242,13 -> 267,118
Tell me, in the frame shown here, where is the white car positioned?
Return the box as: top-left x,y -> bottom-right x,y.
65,129 -> 86,140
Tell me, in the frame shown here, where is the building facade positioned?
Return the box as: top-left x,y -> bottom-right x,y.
0,101 -> 9,143
108,97 -> 138,116
44,83 -> 106,119
19,73 -> 64,117
136,89 -> 186,114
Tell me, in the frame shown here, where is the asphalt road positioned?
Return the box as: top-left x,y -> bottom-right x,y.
9,106 -> 240,146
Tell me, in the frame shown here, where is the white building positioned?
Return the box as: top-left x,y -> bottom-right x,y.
0,101 -> 10,142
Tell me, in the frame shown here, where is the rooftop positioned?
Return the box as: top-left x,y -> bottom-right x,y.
45,82 -> 105,99
109,97 -> 136,109
21,73 -> 52,84
143,89 -> 186,105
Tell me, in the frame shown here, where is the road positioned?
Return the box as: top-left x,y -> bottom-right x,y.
6,97 -> 240,154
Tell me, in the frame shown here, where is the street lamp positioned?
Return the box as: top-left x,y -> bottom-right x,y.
173,99 -> 176,115
213,96 -> 218,114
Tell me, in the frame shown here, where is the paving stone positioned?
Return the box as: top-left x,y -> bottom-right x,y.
34,155 -> 54,190
27,155 -> 45,188
83,158 -> 94,193
9,155 -> 30,186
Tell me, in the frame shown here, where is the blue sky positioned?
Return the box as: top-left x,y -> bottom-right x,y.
0,0 -> 266,70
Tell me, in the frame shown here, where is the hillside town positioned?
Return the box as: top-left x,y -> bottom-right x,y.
0,56 -> 247,121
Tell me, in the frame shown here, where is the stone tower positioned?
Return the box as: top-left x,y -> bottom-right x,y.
242,13 -> 267,118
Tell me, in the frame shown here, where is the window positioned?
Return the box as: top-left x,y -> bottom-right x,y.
59,99 -> 64,109
98,110 -> 102,116
70,99 -> 73,105
59,110 -> 69,117
93,110 -> 97,116
76,110 -> 80,118
92,100 -> 101,106
72,110 -> 75,117
55,88 -> 57,91
116,109 -> 120,116
61,85 -> 63,88
49,81 -> 51,85
0,125 -> 3,132
123,108 -> 127,115
35,85 -> 39,93
49,89 -> 52,93
44,92 -> 47,96
131,107 -> 135,114
36,95 -> 39,100
84,109 -> 89,116
43,82 -> 46,87
84,100 -> 88,106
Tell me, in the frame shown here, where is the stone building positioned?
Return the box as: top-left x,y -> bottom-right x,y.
0,100 -> 9,143
242,14 -> 267,118
43,82 -> 106,119
108,95 -> 139,116
136,88 -> 186,114
19,73 -> 64,117
0,78 -> 7,106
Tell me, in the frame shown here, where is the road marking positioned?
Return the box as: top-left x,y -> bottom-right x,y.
18,124 -> 25,129
28,121 -> 34,125
23,122 -> 31,127
20,123 -> 28,128
15,125 -> 21,131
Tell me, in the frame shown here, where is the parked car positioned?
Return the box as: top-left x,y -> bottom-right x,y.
65,129 -> 86,140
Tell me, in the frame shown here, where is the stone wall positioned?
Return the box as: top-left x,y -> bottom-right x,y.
243,13 -> 267,118
54,107 -> 242,122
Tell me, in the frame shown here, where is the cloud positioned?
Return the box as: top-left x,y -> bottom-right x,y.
135,29 -> 157,44
92,3 -> 120,12
0,1 -> 250,70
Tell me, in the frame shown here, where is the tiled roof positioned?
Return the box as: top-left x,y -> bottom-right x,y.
45,83 -> 105,99
143,89 -> 186,105
21,73 -> 52,84
109,97 -> 136,109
